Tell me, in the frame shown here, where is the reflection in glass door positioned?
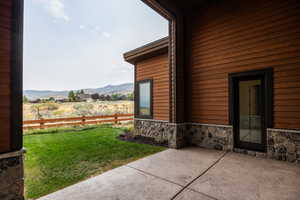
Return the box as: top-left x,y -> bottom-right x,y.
239,79 -> 262,145
230,69 -> 273,152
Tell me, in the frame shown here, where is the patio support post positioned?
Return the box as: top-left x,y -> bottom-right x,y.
141,0 -> 187,148
0,1 -> 25,199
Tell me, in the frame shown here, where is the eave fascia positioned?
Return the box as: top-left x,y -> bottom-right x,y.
123,37 -> 169,65
141,0 -> 175,20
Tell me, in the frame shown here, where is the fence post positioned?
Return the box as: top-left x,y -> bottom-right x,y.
82,116 -> 86,126
40,118 -> 44,129
114,114 -> 118,124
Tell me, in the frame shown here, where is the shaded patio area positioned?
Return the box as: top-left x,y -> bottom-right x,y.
39,147 -> 300,200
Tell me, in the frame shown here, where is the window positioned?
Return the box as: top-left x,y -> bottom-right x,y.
136,80 -> 152,118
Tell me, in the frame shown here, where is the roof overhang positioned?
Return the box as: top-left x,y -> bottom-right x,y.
123,37 -> 169,65
141,0 -> 206,17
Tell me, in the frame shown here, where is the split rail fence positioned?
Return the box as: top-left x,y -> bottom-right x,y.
23,114 -> 134,130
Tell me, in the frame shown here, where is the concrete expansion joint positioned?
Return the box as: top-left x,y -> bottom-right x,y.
170,151 -> 228,200
187,189 -> 220,200
125,165 -> 184,188
125,151 -> 227,200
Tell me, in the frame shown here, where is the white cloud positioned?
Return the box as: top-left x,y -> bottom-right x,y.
79,25 -> 85,29
38,0 -> 70,22
87,26 -> 111,38
102,32 -> 111,38
95,26 -> 101,31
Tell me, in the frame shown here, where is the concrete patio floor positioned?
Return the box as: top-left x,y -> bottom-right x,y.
39,147 -> 300,200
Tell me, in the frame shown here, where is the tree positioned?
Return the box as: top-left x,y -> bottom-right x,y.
111,94 -> 120,101
127,93 -> 134,101
80,89 -> 85,94
91,93 -> 100,100
120,95 -> 127,100
31,104 -> 42,119
48,97 -> 55,102
23,96 -> 29,103
68,91 -> 76,102
99,94 -> 106,101
105,95 -> 111,101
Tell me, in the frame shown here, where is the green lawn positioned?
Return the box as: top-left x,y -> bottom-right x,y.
24,126 -> 166,199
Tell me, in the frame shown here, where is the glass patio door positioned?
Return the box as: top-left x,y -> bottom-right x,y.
238,78 -> 264,149
230,69 -> 273,152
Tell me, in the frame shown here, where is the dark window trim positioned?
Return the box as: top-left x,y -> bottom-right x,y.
135,79 -> 153,119
10,0 -> 24,151
229,68 -> 273,152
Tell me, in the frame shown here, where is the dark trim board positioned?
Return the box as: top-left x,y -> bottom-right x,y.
134,64 -> 137,117
123,37 -> 169,65
135,79 -> 153,119
229,68 -> 273,152
10,0 -> 23,151
168,24 -> 173,123
141,0 -> 175,20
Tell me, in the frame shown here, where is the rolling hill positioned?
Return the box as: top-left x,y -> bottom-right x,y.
24,83 -> 134,100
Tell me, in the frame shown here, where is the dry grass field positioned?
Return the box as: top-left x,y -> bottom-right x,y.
23,101 -> 134,121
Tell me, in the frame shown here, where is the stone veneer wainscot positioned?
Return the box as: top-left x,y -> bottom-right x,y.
134,119 -> 232,150
185,123 -> 234,151
134,119 -> 186,148
134,119 -> 300,164
0,150 -> 24,200
267,128 -> 300,163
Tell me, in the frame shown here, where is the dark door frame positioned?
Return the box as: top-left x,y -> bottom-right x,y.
229,68 -> 273,152
10,0 -> 24,152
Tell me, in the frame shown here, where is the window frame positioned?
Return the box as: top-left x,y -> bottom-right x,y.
135,79 -> 153,119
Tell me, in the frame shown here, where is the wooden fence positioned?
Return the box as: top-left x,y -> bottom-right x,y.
23,114 -> 134,130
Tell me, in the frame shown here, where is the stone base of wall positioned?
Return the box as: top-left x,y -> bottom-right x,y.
134,119 -> 233,150
233,148 -> 267,158
134,119 -> 171,143
134,120 -> 300,163
267,128 -> 300,163
134,119 -> 186,149
0,150 -> 24,200
168,123 -> 186,149
185,123 -> 233,151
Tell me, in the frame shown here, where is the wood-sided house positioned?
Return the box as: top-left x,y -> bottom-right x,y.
124,0 -> 300,161
1,0 -> 300,199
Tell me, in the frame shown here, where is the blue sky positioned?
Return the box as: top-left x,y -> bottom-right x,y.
24,0 -> 168,91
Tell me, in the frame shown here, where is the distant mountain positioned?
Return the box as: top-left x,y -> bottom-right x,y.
24,83 -> 134,100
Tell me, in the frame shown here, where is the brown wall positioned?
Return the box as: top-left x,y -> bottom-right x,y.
0,1 -> 12,152
136,53 -> 170,121
187,0 -> 300,129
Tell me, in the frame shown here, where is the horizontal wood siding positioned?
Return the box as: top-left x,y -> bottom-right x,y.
188,0 -> 300,129
0,1 -> 12,152
136,53 -> 170,121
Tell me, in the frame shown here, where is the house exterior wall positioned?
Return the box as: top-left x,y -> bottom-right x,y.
131,0 -> 300,161
187,0 -> 300,130
135,53 -> 170,121
133,52 -> 175,147
0,1 -> 24,199
0,1 -> 12,153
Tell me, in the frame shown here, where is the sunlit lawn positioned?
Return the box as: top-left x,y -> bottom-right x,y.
24,126 -> 166,199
